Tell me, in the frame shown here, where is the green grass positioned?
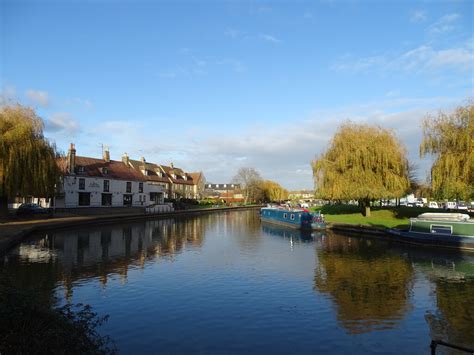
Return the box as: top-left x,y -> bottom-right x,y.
322,209 -> 409,229
309,204 -> 472,229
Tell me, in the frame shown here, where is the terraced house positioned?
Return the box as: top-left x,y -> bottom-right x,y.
127,157 -> 171,200
158,164 -> 196,199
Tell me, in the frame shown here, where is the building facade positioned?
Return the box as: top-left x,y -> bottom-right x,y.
55,144 -> 164,208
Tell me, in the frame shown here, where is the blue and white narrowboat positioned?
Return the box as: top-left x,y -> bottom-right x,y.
260,207 -> 326,230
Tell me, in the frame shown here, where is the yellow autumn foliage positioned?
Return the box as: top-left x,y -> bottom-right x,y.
312,122 -> 409,202
420,101 -> 474,200
0,105 -> 61,214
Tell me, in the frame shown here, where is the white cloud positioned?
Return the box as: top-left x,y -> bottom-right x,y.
410,10 -> 427,23
44,113 -> 79,134
60,96 -> 466,190
428,13 -> 460,34
258,34 -> 281,44
129,96 -> 461,189
331,40 -> 474,75
26,89 -> 50,107
65,97 -> 93,109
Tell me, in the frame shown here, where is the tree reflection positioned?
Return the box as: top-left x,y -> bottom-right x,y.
314,233 -> 414,334
425,278 -> 474,350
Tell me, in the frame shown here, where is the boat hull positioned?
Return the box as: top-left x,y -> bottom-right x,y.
387,229 -> 474,251
260,208 -> 313,230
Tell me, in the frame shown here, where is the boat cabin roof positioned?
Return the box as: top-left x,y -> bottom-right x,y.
414,213 -> 471,222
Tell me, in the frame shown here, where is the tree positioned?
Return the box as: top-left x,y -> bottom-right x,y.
232,167 -> 263,203
0,105 -> 61,218
312,122 -> 409,217
420,101 -> 474,201
261,180 -> 288,202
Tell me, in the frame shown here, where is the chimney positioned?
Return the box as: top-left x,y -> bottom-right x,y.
170,162 -> 174,169
140,156 -> 146,164
103,146 -> 110,163
122,153 -> 129,166
67,143 -> 76,174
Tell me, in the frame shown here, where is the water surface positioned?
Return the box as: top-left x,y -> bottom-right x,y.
2,210 -> 473,354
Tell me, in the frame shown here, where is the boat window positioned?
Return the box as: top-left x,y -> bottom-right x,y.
283,213 -> 287,219
290,214 -> 295,220
430,225 -> 452,234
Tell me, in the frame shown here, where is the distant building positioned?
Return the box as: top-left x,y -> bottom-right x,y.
204,183 -> 244,202
288,190 -> 315,200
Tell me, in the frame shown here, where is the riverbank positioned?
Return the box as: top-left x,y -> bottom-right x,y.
0,205 -> 262,254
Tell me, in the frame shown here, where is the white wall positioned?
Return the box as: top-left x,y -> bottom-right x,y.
61,175 -> 151,208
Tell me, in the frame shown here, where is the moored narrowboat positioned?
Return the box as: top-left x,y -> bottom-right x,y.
260,207 -> 314,230
388,213 -> 474,250
312,211 -> 326,230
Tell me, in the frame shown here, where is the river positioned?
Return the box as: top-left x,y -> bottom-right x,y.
2,210 -> 473,354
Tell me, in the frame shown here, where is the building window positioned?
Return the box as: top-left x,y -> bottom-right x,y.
139,182 -> 143,193
102,167 -> 108,175
103,180 -> 110,192
126,181 -> 132,193
123,194 -> 132,206
77,166 -> 85,173
79,178 -> 85,190
102,193 -> 112,206
78,192 -> 90,206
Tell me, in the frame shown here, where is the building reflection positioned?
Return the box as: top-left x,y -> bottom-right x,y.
313,232 -> 414,334
5,216 -> 208,298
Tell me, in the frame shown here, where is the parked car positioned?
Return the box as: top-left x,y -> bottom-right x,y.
457,202 -> 468,210
414,199 -> 424,207
428,201 -> 439,209
16,203 -> 52,217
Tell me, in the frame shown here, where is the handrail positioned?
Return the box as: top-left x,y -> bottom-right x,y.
430,340 -> 474,354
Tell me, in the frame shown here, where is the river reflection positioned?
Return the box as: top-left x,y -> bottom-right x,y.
314,233 -> 414,334
1,211 -> 474,354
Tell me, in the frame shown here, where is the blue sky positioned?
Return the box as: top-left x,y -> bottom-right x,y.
1,0 -> 473,189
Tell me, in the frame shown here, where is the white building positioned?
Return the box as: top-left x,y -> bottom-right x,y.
55,144 -> 164,208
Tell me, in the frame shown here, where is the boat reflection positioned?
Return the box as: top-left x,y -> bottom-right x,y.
261,222 -> 327,243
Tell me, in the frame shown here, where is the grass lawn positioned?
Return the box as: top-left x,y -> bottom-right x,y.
322,209 -> 409,229
309,204 -> 467,229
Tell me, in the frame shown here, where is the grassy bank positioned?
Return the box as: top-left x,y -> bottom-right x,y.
311,205 -> 473,229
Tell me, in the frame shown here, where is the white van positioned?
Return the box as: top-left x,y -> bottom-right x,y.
446,201 -> 457,210
428,201 -> 439,209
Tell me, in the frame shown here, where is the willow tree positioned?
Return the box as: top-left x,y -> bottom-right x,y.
312,122 -> 409,216
420,102 -> 474,200
261,180 -> 288,202
0,105 -> 61,218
